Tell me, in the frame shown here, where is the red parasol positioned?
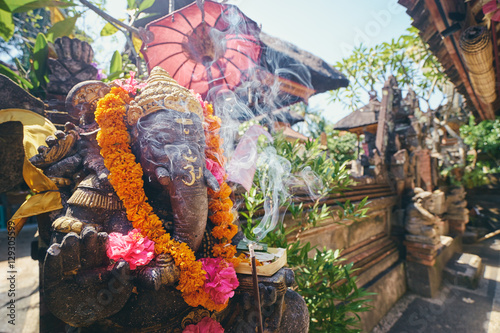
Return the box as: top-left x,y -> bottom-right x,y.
142,0 -> 262,99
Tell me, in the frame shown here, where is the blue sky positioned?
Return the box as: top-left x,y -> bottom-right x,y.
230,0 -> 413,123
91,0 -> 413,124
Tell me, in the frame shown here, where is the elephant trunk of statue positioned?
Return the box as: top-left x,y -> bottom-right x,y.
168,175 -> 208,251
153,145 -> 219,251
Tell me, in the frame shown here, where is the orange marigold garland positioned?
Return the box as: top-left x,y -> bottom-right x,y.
95,87 -> 211,309
202,102 -> 240,267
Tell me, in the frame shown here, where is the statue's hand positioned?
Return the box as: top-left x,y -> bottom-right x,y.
30,122 -> 80,169
43,226 -> 133,327
47,37 -> 98,94
136,254 -> 180,290
51,215 -> 100,235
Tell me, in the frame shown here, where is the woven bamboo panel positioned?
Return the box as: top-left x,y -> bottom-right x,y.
469,70 -> 497,103
460,25 -> 497,103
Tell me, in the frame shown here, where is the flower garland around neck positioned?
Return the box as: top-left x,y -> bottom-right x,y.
95,87 -> 213,309
199,98 -> 240,268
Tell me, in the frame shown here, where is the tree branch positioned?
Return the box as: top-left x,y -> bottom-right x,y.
79,0 -> 140,35
79,0 -> 144,74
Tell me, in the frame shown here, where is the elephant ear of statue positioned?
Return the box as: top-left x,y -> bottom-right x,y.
66,80 -> 111,130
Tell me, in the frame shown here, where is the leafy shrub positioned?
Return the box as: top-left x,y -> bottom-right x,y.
240,132 -> 372,331
456,116 -> 500,188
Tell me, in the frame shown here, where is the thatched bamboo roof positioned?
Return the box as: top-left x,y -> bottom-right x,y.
259,32 -> 349,94
252,107 -> 305,126
333,99 -> 381,134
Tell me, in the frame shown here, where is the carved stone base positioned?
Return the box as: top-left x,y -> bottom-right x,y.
405,239 -> 443,266
406,236 -> 460,298
405,234 -> 440,245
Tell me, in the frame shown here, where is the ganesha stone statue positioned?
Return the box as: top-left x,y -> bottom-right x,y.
405,187 -> 441,245
31,67 -> 308,332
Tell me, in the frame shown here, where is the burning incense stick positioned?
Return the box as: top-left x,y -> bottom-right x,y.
249,243 -> 264,333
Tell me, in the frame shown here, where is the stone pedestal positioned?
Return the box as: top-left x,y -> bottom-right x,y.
443,252 -> 484,289
406,236 -> 460,298
405,239 -> 442,266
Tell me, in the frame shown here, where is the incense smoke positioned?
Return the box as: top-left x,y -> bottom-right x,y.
251,146 -> 292,242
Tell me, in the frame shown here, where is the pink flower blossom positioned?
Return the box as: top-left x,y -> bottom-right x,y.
191,89 -> 208,110
206,158 -> 225,185
182,317 -> 224,333
114,71 -> 147,96
106,229 -> 155,270
200,257 -> 239,305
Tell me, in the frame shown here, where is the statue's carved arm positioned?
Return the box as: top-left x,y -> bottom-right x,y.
43,226 -> 134,327
413,200 -> 437,222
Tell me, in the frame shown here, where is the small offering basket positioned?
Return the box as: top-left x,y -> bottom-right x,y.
235,247 -> 287,276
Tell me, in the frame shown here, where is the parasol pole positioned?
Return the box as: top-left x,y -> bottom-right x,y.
248,243 -> 264,333
196,0 -> 206,23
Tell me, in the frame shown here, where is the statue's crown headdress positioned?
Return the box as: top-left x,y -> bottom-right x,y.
126,66 -> 203,126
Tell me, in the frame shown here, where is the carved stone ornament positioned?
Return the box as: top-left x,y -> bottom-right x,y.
27,70 -> 309,333
405,187 -> 441,244
127,66 -> 204,126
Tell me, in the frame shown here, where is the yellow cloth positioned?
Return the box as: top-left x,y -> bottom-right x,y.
0,109 -> 63,235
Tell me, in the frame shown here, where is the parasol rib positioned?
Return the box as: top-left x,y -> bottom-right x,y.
149,24 -> 190,38
226,47 -> 260,65
223,57 -> 243,75
157,51 -> 186,67
213,7 -> 231,28
214,61 -> 230,86
226,36 -> 261,47
172,58 -> 191,79
177,12 -> 195,30
148,41 -> 184,48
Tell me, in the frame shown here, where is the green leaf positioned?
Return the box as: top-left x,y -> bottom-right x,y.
127,0 -> 136,9
11,0 -> 75,13
32,33 -> 49,87
100,21 -> 121,36
3,0 -> 33,11
45,15 -> 79,42
109,50 -> 122,74
0,63 -> 33,89
0,8 -> 14,41
0,0 -> 9,11
138,0 -> 155,12
106,71 -> 122,81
